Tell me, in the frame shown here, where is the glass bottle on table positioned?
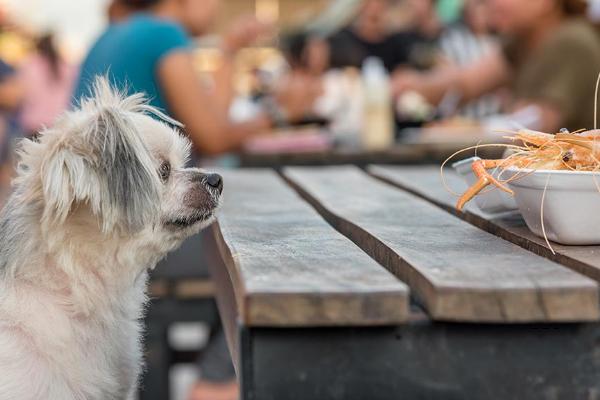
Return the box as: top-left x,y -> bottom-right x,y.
361,57 -> 394,150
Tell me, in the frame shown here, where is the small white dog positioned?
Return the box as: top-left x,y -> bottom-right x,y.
0,78 -> 223,400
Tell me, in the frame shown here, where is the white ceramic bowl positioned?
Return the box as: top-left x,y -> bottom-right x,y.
505,168 -> 600,245
452,157 -> 518,215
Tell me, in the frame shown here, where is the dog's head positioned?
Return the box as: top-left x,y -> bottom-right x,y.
15,78 -> 222,242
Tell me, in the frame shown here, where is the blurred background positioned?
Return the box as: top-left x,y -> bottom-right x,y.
1,0 -> 599,399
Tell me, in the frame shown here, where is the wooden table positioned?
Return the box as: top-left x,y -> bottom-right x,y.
205,166 -> 600,400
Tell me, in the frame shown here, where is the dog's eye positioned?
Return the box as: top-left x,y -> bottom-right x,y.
159,161 -> 171,182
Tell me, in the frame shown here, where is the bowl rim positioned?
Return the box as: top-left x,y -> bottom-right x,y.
504,167 -> 600,176
451,156 -> 481,170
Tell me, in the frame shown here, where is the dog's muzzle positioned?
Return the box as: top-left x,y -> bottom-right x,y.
165,171 -> 223,229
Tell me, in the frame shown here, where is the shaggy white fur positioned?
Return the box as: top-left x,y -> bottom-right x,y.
0,78 -> 222,400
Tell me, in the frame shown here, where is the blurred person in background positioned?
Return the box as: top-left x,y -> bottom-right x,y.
402,0 -> 445,69
74,0 -> 320,156
278,31 -> 330,121
434,0 -> 502,119
282,31 -> 331,76
328,0 -> 430,72
405,0 -> 443,40
438,0 -> 496,78
107,0 -> 134,22
393,0 -> 600,132
18,33 -> 77,136
0,57 -> 23,205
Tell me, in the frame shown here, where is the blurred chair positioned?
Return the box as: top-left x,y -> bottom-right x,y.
140,231 -> 223,400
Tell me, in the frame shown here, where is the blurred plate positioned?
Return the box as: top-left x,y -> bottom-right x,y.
243,129 -> 332,154
401,126 -> 498,145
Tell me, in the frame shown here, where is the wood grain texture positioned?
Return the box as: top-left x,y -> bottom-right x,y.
369,165 -> 600,282
213,169 -> 409,327
284,166 -> 600,322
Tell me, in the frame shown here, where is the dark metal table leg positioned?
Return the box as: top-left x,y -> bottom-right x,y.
240,321 -> 600,400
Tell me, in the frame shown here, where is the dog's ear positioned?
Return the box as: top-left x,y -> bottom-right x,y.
41,79 -> 160,233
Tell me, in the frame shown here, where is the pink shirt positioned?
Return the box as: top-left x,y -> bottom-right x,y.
18,54 -> 78,133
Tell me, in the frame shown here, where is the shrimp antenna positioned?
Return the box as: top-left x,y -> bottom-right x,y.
594,71 -> 600,129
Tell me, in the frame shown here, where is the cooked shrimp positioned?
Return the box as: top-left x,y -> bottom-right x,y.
452,129 -> 600,210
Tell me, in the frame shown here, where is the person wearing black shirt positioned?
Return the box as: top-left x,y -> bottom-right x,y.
328,0 -> 439,72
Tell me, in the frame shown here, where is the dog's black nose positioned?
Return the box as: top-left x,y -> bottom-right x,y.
206,173 -> 223,190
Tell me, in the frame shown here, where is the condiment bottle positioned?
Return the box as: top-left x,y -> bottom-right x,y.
361,57 -> 394,150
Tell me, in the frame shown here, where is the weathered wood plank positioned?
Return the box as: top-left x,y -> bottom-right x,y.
284,166 -> 600,322
369,165 -> 600,282
213,169 -> 409,327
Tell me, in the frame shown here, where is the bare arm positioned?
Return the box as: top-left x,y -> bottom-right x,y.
209,52 -> 236,114
392,50 -> 511,105
210,17 -> 270,112
535,104 -> 563,133
158,50 -> 272,156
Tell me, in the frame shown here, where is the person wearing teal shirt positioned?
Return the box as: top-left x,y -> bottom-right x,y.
73,13 -> 191,114
73,0 -> 320,156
